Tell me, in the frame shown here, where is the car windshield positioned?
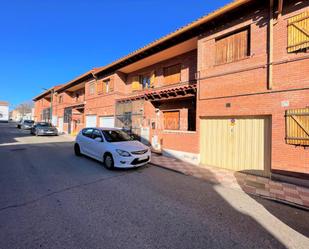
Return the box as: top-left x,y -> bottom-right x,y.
36,122 -> 52,127
24,120 -> 34,124
102,130 -> 133,142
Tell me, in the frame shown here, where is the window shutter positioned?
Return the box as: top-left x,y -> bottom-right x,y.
97,81 -> 103,94
109,77 -> 114,92
102,80 -> 106,94
163,64 -> 181,85
287,11 -> 309,53
286,107 -> 309,146
215,28 -> 249,64
150,71 -> 155,88
163,111 -> 180,130
132,76 -> 141,91
89,82 -> 95,95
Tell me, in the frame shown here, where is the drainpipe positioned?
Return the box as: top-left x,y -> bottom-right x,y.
268,0 -> 274,90
50,89 -> 54,123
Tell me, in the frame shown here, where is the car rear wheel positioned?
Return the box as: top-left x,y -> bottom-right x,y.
74,144 -> 82,156
104,153 -> 114,170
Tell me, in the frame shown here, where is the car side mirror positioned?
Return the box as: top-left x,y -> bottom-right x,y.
94,137 -> 103,142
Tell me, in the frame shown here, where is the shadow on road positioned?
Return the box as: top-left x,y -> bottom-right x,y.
0,123 -> 298,248
252,195 -> 309,237
234,170 -> 309,238
0,122 -> 34,144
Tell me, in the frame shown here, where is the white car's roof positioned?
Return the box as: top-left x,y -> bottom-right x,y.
84,127 -> 122,131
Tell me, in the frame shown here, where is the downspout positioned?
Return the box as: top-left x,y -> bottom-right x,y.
268,0 -> 274,90
50,89 -> 54,123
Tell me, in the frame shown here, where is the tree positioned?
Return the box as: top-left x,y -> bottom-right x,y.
15,101 -> 34,116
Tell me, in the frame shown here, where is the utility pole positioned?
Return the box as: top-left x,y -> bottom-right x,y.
42,88 -> 54,123
50,89 -> 54,123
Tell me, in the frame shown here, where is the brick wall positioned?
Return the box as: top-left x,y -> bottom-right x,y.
126,50 -> 197,93
34,98 -> 51,121
197,1 -> 309,175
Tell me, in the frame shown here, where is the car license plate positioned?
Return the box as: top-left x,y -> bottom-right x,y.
46,131 -> 53,134
139,156 -> 148,161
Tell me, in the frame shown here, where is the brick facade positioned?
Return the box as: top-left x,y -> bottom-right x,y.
33,0 -> 309,179
197,0 -> 309,175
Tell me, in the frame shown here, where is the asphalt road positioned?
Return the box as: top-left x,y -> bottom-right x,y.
0,122 -> 308,249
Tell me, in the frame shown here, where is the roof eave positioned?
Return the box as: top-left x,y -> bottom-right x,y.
94,0 -> 252,76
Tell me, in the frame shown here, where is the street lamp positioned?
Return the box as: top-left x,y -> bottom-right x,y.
42,88 -> 54,123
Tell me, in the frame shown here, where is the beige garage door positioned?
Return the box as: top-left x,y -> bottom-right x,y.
200,116 -> 271,177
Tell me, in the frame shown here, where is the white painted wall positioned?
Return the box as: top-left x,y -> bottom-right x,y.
162,148 -> 200,165
0,105 -> 9,122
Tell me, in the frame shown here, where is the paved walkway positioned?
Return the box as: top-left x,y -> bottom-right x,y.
150,153 -> 309,209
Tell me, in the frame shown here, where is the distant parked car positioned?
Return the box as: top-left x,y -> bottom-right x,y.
17,120 -> 34,129
74,128 -> 151,169
31,122 -> 58,136
16,120 -> 22,128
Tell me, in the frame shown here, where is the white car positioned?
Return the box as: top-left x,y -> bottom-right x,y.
74,128 -> 151,169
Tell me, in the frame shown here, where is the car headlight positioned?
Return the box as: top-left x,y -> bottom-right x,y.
116,149 -> 131,157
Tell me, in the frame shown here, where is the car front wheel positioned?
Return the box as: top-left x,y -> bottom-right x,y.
74,143 -> 82,156
104,153 -> 114,170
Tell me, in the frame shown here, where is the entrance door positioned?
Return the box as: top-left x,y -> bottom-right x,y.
86,115 -> 97,128
200,116 -> 271,177
99,116 -> 115,128
64,108 -> 72,134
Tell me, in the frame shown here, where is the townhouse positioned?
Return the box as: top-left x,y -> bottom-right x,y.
33,0 -> 309,185
0,101 -> 9,122
33,85 -> 63,123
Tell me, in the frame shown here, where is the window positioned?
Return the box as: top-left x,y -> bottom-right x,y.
102,130 -> 133,142
97,80 -> 104,94
188,108 -> 196,131
63,108 -> 72,123
82,128 -> 94,138
97,79 -> 113,94
89,82 -> 95,95
92,129 -> 103,140
140,74 -> 151,89
163,64 -> 181,85
287,11 -> 309,53
97,81 -> 103,94
132,72 -> 155,91
104,79 -> 110,93
163,111 -> 180,130
215,28 -> 250,64
58,95 -> 63,104
285,107 -> 309,146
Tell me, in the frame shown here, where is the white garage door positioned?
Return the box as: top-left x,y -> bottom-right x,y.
86,115 -> 97,128
200,116 -> 271,177
52,116 -> 58,127
99,116 -> 115,128
58,117 -> 64,133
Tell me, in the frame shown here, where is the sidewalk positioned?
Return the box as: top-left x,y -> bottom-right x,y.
150,153 -> 309,209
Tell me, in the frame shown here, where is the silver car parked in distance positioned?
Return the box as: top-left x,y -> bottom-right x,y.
31,122 -> 58,136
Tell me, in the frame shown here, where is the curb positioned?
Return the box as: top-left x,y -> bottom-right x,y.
148,162 -> 189,176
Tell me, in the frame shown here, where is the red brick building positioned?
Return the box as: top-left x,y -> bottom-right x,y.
33,0 -> 309,184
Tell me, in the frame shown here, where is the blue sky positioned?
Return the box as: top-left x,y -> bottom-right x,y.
0,0 -> 230,109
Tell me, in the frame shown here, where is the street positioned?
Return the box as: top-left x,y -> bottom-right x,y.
0,122 -> 308,249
